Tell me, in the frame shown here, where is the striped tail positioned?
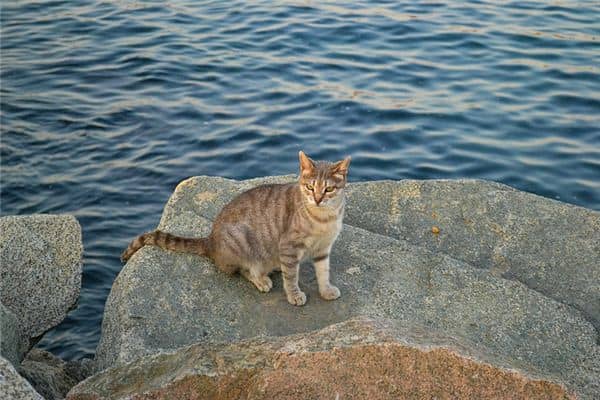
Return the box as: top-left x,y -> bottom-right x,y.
120,230 -> 210,263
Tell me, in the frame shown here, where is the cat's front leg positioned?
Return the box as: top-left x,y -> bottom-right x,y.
279,241 -> 306,306
313,249 -> 340,300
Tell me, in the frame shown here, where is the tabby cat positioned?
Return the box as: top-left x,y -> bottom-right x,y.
121,151 -> 350,306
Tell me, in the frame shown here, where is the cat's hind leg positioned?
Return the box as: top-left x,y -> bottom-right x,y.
240,268 -> 273,293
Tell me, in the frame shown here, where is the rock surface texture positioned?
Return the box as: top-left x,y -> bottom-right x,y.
93,176 -> 600,399
18,349 -> 93,400
344,179 -> 600,334
70,318 -> 574,400
1,303 -> 28,367
0,215 -> 83,342
0,355 -> 43,400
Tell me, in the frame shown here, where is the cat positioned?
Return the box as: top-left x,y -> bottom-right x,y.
121,151 -> 351,306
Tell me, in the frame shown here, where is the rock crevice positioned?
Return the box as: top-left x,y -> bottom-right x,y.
0,214 -> 86,400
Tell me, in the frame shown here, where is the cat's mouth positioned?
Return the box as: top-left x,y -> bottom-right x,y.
308,198 -> 335,209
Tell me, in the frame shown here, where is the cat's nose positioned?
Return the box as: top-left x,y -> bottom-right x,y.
314,194 -> 323,205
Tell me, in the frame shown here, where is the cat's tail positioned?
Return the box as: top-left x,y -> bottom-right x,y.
120,230 -> 211,263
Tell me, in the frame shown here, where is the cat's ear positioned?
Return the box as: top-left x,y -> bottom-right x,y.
299,151 -> 316,173
331,156 -> 351,178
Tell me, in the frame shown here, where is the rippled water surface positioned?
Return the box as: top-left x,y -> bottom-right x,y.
1,1 -> 599,360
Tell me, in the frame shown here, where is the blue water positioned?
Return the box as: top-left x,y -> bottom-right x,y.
1,1 -> 599,361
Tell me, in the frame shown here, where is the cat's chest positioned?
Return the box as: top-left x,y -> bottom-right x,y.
304,219 -> 342,253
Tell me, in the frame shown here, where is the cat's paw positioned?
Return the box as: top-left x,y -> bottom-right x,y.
243,272 -> 273,293
320,285 -> 341,300
286,290 -> 307,306
253,276 -> 273,293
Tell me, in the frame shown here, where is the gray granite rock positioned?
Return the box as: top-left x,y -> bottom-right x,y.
18,349 -> 93,400
344,179 -> 600,333
0,303 -> 28,367
94,176 -> 599,398
0,215 -> 83,341
71,318 -> 574,400
0,355 -> 43,400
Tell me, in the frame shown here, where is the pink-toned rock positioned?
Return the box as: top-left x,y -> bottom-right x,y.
68,318 -> 573,400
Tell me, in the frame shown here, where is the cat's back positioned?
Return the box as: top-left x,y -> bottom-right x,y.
213,182 -> 299,228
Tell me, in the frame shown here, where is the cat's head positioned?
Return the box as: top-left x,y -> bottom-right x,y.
298,151 -> 351,208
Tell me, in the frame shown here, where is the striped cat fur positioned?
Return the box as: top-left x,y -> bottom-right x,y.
121,151 -> 350,306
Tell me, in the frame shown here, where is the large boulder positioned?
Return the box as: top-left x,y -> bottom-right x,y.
18,349 -> 93,400
0,303 -> 28,367
69,318 -> 574,400
94,176 -> 599,398
0,215 -> 83,342
344,179 -> 600,333
0,355 -> 43,400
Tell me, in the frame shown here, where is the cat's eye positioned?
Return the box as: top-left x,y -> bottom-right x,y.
305,184 -> 314,191
325,186 -> 335,192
